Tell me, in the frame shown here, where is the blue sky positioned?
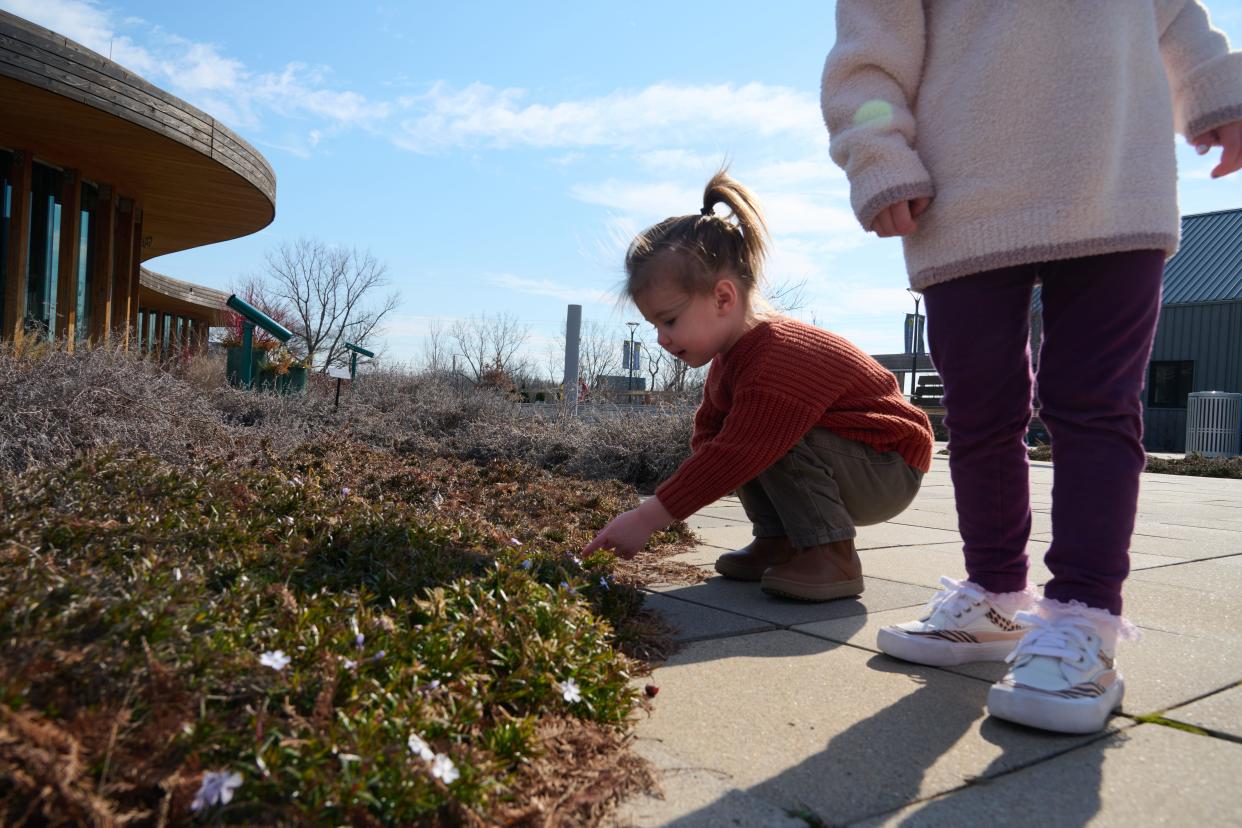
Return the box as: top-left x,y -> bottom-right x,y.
5,0 -> 1242,374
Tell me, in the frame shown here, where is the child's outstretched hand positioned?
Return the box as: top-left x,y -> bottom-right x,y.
869,197 -> 931,237
583,498 -> 674,559
1193,121 -> 1242,179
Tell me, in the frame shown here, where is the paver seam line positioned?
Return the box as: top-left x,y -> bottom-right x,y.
1132,713 -> 1242,745
1127,550 -> 1242,574
686,539 -> 965,553
840,724 -> 1130,827
784,626 -> 1014,691
675,626 -> 781,645
639,587 -> 794,627
639,587 -> 930,635
1127,679 -> 1242,745
1143,521 -> 1242,534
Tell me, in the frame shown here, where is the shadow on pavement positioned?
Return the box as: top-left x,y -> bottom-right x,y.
653,656 -> 1109,827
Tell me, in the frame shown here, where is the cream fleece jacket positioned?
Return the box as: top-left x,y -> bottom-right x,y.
822,1 -> 1242,290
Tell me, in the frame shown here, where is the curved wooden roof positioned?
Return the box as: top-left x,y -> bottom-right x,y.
0,11 -> 275,261
138,267 -> 230,325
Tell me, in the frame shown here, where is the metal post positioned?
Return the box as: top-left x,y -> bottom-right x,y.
334,377 -> 342,409
563,304 -> 582,409
907,289 -> 922,399
350,351 -> 357,380
241,321 -> 254,389
626,321 -> 639,398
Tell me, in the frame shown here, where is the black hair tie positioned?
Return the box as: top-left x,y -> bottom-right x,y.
700,205 -> 712,216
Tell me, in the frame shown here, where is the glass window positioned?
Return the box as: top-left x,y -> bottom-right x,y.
1148,361 -> 1194,409
77,181 -> 98,341
26,162 -> 65,336
1,149 -> 12,328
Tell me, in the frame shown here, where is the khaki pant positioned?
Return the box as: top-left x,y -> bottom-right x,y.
736,427 -> 923,547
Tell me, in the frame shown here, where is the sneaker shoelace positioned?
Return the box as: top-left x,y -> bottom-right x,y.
920,576 -> 987,622
1006,612 -> 1097,666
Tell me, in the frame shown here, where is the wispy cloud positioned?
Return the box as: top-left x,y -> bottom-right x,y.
489,274 -> 616,307
1,0 -> 388,142
394,81 -> 823,153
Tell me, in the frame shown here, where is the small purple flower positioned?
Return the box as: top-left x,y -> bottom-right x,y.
191,770 -> 242,812
509,537 -> 522,547
521,559 -> 533,571
599,576 -> 610,590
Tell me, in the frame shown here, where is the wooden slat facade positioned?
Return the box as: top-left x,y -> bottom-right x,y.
0,9 -> 274,355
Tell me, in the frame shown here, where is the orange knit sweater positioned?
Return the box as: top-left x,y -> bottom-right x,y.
655,317 -> 933,521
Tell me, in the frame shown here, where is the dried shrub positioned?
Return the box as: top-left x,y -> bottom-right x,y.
0,440 -> 694,825
0,347 -> 697,495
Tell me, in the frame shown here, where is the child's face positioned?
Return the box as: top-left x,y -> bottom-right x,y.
634,277 -> 745,368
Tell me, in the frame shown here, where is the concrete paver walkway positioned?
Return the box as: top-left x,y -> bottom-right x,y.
613,452 -> 1242,826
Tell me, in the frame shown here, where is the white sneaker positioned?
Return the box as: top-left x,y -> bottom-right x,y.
877,576 -> 1031,666
986,611 -> 1124,734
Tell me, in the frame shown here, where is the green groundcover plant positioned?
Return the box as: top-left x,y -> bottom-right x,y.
0,438 -> 692,825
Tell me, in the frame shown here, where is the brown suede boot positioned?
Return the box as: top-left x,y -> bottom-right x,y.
714,536 -> 795,581
760,539 -> 864,601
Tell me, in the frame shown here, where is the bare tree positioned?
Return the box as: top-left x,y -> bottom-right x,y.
642,340 -> 665,393
764,277 -> 809,314
448,313 -> 531,381
262,238 -> 400,371
420,318 -> 448,375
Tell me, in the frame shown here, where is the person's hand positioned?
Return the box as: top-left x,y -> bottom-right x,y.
1192,121 -> 1242,179
869,197 -> 931,237
583,498 -> 674,559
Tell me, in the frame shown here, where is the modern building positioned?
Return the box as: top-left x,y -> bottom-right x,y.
1142,208 -> 1242,452
0,11 -> 274,354
873,208 -> 1242,452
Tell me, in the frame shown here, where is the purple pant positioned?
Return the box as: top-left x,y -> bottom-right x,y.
923,250 -> 1164,615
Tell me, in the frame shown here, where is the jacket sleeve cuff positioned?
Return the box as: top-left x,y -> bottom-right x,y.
855,178 -> 936,232
1181,52 -> 1242,136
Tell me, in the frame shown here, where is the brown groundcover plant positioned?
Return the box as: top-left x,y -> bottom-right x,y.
0,437 -> 700,825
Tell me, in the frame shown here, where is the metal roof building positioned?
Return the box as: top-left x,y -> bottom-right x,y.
1143,208 -> 1242,451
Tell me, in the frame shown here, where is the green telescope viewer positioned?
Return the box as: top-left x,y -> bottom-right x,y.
344,341 -> 374,379
226,294 -> 293,388
226,294 -> 293,343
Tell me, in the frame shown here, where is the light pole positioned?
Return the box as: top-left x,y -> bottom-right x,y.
907,288 -> 922,400
626,321 -> 639,397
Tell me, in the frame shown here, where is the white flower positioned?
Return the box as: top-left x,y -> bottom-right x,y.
408,732 -> 435,761
343,658 -> 357,670
288,476 -> 303,487
431,753 -> 459,784
509,537 -> 522,547
280,515 -> 294,526
558,678 -> 582,703
190,770 -> 242,812
521,559 -> 533,571
259,650 -> 290,671
173,567 -> 182,581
